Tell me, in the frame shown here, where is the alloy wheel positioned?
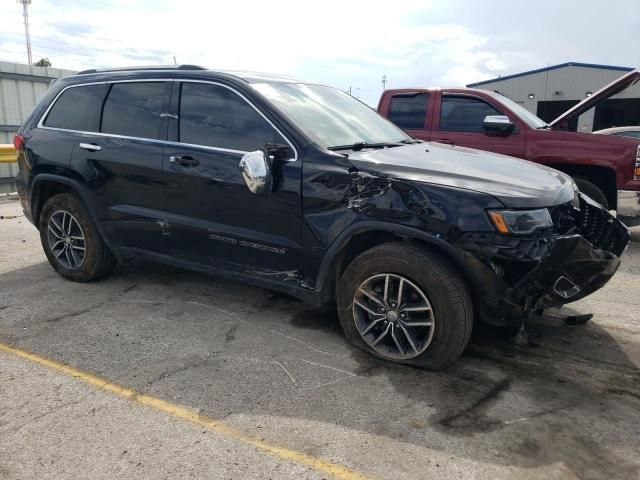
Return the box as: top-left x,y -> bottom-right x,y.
352,273 -> 435,360
47,210 -> 86,270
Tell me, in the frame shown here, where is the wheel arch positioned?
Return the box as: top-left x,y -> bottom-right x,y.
314,222 -> 477,305
30,174 -> 117,252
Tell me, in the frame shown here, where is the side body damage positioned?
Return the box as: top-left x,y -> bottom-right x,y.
301,149 -> 629,326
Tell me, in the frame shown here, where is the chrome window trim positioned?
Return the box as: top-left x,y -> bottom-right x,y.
36,78 -> 298,161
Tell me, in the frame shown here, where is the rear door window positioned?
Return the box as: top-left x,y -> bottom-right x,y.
101,82 -> 170,140
43,84 -> 109,132
178,82 -> 285,151
439,95 -> 500,132
388,92 -> 428,129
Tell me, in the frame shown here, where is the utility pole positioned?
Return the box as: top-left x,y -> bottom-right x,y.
17,0 -> 33,66
382,74 -> 387,91
348,86 -> 352,96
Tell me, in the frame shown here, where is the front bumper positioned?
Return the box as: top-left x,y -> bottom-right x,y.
457,194 -> 630,324
506,234 -> 621,310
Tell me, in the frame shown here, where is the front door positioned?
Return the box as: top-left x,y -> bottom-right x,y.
162,81 -> 302,277
432,93 -> 526,158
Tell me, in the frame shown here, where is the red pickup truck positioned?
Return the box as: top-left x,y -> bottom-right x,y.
378,69 -> 640,224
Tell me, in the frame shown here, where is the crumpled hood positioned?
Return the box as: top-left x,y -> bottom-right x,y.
346,142 -> 577,208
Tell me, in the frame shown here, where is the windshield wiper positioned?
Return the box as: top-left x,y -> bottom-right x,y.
328,141 -> 408,151
537,124 -> 551,130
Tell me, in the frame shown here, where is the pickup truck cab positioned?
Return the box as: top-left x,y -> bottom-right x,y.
378,69 -> 640,223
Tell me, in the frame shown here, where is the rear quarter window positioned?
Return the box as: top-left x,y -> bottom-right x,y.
43,84 -> 109,132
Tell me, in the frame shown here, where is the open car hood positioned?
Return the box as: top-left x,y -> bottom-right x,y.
550,68 -> 640,128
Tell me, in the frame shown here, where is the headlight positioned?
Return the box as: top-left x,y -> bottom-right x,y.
488,208 -> 553,235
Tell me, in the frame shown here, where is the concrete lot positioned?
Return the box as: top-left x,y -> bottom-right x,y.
1,196 -> 639,480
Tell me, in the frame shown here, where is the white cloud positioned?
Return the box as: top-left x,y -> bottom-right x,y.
0,0 -> 635,106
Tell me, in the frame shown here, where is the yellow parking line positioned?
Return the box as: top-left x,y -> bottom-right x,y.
0,342 -> 370,480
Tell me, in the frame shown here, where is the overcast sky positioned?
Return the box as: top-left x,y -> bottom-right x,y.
0,0 -> 638,105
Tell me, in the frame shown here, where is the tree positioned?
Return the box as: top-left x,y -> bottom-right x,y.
34,58 -> 51,67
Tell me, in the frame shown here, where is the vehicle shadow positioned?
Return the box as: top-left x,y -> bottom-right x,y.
1,259 -> 639,479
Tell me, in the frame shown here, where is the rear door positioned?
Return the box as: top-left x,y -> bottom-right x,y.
35,83 -> 110,184
432,92 -> 526,158
68,80 -> 172,253
385,91 -> 432,141
162,80 -> 302,275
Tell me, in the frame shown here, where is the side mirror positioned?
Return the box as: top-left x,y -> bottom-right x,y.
483,115 -> 515,133
239,150 -> 273,195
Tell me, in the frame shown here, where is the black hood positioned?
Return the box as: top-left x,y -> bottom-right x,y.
346,142 -> 577,208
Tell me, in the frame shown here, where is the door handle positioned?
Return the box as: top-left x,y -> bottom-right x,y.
433,139 -> 455,146
169,155 -> 199,167
79,143 -> 102,152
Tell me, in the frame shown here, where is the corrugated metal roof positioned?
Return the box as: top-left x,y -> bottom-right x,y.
467,62 -> 634,87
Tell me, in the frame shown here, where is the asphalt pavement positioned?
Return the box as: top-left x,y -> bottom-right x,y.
1,197 -> 639,480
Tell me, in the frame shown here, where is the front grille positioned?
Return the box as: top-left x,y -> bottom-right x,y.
575,200 -> 628,255
549,197 -> 629,256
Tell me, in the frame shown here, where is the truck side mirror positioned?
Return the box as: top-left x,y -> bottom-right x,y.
483,115 -> 515,133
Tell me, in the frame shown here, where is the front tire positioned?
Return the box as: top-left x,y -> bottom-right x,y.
337,242 -> 473,370
39,192 -> 116,282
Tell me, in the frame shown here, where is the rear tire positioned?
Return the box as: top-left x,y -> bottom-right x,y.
39,192 -> 116,282
574,177 -> 608,209
336,242 -> 473,370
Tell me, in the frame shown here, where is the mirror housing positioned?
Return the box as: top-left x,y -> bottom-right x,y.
483,115 -> 515,133
265,143 -> 294,160
239,150 -> 273,195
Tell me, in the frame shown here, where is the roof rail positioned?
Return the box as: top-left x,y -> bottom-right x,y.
76,65 -> 207,75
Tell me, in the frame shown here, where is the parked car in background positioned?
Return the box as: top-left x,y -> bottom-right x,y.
594,126 -> 640,139
14,66 -> 629,369
378,69 -> 640,224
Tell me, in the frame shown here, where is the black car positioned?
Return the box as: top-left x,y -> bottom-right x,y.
14,65 -> 629,369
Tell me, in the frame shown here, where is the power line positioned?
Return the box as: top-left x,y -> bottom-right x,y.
0,32 -> 162,57
0,38 -> 93,57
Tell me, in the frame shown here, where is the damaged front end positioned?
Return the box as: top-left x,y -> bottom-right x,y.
457,194 -> 630,325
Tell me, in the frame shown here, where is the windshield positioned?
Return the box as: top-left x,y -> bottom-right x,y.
251,83 -> 412,148
485,91 -> 549,129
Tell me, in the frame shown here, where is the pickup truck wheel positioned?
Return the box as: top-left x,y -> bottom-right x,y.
337,242 -> 473,370
39,193 -> 116,282
574,178 -> 608,209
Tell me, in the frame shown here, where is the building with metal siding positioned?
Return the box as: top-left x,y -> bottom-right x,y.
0,61 -> 75,185
467,62 -> 639,133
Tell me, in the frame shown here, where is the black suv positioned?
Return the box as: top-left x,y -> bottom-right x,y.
15,65 -> 629,369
